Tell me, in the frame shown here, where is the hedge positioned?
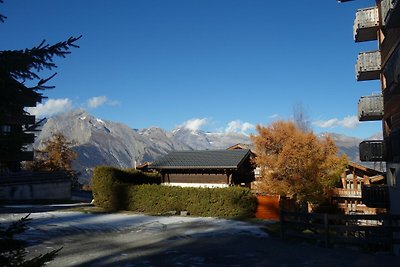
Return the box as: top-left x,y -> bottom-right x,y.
91,166 -> 161,210
91,166 -> 257,218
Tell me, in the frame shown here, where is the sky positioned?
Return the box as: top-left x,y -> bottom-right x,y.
1,0 -> 382,138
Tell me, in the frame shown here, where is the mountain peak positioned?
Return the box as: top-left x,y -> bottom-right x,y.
35,110 -> 366,184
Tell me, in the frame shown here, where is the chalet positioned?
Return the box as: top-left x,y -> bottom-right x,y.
331,161 -> 386,214
150,149 -> 255,188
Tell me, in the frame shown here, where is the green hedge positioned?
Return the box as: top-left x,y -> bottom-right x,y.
91,166 -> 161,210
91,166 -> 257,218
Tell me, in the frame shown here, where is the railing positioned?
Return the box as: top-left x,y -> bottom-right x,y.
359,140 -> 386,162
280,211 -> 400,251
362,185 -> 390,208
355,50 -> 381,81
357,95 -> 383,121
353,6 -> 379,42
333,188 -> 362,198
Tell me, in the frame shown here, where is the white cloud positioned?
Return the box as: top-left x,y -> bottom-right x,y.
225,120 -> 255,134
340,115 -> 359,129
269,114 -> 280,119
313,115 -> 359,129
180,118 -> 209,131
108,100 -> 120,106
26,98 -> 72,118
88,96 -> 108,108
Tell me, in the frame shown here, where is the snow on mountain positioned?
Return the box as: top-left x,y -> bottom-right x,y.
34,110 -> 253,183
35,110 -> 373,184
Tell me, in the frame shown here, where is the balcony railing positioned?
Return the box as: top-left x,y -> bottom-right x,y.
357,95 -> 383,121
333,188 -> 362,198
0,151 -> 34,162
362,184 -> 390,208
353,6 -> 379,42
0,133 -> 35,144
359,140 -> 386,162
356,50 -> 381,81
381,0 -> 400,29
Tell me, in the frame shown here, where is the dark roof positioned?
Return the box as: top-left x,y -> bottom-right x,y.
150,149 -> 251,170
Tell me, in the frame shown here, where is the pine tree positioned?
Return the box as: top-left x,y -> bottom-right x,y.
0,1 -> 81,172
0,214 -> 62,267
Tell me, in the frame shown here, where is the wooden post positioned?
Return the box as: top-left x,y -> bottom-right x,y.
324,213 -> 330,248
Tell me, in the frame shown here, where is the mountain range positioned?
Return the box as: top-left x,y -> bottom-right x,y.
34,109 -> 379,184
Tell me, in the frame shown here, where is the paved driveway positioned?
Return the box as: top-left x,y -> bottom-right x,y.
0,210 -> 398,266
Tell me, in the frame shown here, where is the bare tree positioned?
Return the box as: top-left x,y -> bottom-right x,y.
292,102 -> 311,132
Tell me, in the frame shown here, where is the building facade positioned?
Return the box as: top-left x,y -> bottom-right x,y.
149,149 -> 255,188
341,0 -> 400,215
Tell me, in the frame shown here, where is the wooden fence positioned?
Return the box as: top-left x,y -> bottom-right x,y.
280,210 -> 400,251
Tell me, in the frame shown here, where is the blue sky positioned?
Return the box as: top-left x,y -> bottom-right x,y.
2,0 -> 382,138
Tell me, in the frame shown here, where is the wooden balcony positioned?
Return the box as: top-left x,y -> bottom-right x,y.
333,188 -> 362,198
0,151 -> 34,162
0,133 -> 35,144
381,0 -> 400,29
359,140 -> 386,162
356,50 -> 381,81
353,6 -> 379,42
2,115 -> 36,125
362,184 -> 390,208
357,95 -> 384,121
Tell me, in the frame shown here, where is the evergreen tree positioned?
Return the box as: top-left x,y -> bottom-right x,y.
0,214 -> 62,267
0,1 -> 80,172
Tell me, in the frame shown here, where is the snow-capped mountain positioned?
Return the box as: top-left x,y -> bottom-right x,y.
34,110 -> 254,183
34,110 -> 378,184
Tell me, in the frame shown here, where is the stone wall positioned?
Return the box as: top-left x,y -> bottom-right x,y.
0,172 -> 71,202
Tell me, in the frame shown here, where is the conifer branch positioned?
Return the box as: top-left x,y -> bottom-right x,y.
0,0 -> 6,23
0,35 -> 82,82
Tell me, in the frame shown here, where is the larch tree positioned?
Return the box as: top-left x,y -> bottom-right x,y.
251,120 -> 348,206
32,133 -> 76,171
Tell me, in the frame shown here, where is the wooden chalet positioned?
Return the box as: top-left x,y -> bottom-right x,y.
331,161 -> 386,214
150,149 -> 255,188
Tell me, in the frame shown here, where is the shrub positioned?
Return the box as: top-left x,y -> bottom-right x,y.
92,166 -> 257,217
126,185 -> 257,218
91,166 -> 161,210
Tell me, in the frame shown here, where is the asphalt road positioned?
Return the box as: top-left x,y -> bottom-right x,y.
0,210 -> 398,267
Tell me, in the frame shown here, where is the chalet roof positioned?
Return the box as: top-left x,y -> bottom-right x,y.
150,149 -> 251,170
346,161 -> 383,175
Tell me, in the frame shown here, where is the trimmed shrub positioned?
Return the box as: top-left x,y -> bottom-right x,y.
125,185 -> 257,218
91,166 -> 161,210
92,166 -> 257,217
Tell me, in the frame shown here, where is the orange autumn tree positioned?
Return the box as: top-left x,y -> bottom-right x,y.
251,120 -> 347,206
